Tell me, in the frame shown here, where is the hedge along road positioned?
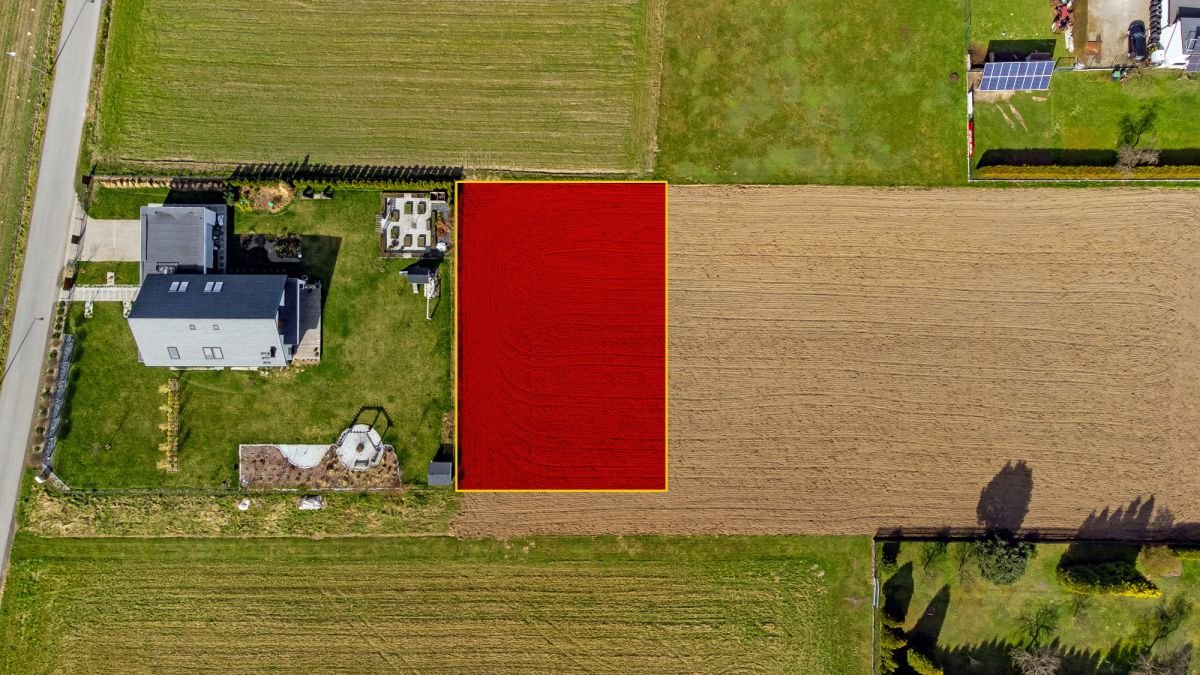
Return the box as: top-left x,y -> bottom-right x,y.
0,0 -> 103,583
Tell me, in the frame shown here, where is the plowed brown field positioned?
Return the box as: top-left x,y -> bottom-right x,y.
454,186 -> 1200,538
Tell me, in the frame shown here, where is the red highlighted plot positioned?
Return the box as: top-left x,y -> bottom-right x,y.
456,182 -> 667,491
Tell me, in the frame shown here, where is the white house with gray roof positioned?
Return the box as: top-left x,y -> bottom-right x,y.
1159,0 -> 1200,70
128,274 -> 305,368
139,205 -> 227,281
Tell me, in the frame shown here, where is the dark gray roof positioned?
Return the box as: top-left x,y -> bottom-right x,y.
427,461 -> 453,486
404,267 -> 433,284
141,206 -> 214,278
1183,17 -> 1200,52
1177,0 -> 1200,19
129,274 -> 286,320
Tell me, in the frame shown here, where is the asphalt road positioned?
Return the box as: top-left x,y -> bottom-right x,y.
0,0 -> 102,579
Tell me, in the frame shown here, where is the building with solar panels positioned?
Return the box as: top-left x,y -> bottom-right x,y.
1158,0 -> 1200,71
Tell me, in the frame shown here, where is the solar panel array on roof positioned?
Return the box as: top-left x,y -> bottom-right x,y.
978,60 -> 1054,91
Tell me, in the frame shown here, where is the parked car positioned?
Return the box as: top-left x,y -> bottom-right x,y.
1128,20 -> 1148,61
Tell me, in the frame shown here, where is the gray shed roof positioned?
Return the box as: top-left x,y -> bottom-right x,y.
129,274 -> 286,320
427,461 -> 454,486
404,266 -> 433,285
1183,17 -> 1200,52
141,206 -> 215,278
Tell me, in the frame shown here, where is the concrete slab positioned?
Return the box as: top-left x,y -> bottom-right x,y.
62,285 -> 139,303
1088,0 -> 1149,65
79,218 -> 139,262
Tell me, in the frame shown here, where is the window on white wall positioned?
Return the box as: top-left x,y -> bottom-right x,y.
167,347 -> 180,360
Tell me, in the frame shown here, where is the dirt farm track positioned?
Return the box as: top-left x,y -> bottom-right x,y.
454,186 -> 1200,538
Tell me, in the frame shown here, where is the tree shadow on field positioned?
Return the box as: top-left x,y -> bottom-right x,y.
228,161 -> 464,184
909,585 -> 951,654
976,460 -> 1034,534
1118,104 -> 1159,147
882,562 -> 914,623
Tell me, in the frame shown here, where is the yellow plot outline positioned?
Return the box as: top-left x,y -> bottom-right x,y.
453,179 -> 669,493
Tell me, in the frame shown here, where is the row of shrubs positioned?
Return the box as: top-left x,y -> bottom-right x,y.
975,165 -> 1200,180
1056,561 -> 1161,597
878,614 -> 942,675
288,178 -> 453,192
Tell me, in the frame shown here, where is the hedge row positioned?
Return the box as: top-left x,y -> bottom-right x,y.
290,178 -> 454,192
906,649 -> 943,675
1055,561 -> 1161,597
975,165 -> 1200,180
1170,546 -> 1200,560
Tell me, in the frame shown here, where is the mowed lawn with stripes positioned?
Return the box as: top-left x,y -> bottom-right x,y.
93,0 -> 663,172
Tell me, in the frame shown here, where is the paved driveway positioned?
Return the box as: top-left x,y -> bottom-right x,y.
1088,0 -> 1148,64
79,218 -> 139,261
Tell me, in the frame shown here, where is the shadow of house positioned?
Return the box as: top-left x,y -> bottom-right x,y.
977,460 -> 1034,534
230,234 -> 341,306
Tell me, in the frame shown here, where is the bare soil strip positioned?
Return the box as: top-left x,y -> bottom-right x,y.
454,186 -> 1200,537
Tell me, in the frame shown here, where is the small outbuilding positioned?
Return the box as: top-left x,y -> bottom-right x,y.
427,460 -> 454,486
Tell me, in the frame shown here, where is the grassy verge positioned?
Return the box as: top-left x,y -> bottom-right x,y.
880,540 -> 1200,672
72,261 -> 138,286
654,0 -> 968,185
0,534 -> 871,672
54,189 -> 452,489
18,473 -> 455,537
0,1 -> 61,360
93,0 -> 662,173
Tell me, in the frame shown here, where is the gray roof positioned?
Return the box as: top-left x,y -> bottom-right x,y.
1177,0 -> 1200,18
129,274 -> 286,320
1183,17 -> 1200,52
404,267 -> 433,284
427,461 -> 453,486
141,206 -> 214,278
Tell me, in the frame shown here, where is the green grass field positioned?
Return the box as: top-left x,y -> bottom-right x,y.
654,0 -> 969,185
882,541 -> 1200,672
0,1 -> 58,353
72,261 -> 139,286
970,0 -> 1073,58
93,0 -> 663,173
973,71 -> 1200,170
55,190 -> 452,489
0,535 -> 872,673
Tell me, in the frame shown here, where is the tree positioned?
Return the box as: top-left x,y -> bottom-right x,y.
976,531 -> 1036,585
1135,596 -> 1192,649
1011,647 -> 1061,675
1016,603 -> 1060,646
952,543 -> 977,587
1116,143 -> 1160,177
919,541 -> 949,577
877,625 -> 907,674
